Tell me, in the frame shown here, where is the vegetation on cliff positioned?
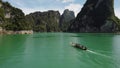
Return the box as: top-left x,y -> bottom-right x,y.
0,0 -> 32,31
68,0 -> 120,32
0,0 -> 75,32
26,11 -> 61,32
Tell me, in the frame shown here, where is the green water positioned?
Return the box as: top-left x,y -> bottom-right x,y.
0,33 -> 120,68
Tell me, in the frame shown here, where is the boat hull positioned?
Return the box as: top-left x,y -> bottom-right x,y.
71,43 -> 87,50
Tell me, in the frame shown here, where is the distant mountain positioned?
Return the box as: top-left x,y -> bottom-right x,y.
59,9 -> 75,32
68,0 -> 120,32
26,10 -> 60,32
26,9 -> 75,32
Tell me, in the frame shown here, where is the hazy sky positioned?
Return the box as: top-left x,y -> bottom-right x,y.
2,0 -> 120,18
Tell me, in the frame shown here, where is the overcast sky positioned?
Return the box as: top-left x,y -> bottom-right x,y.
2,0 -> 120,18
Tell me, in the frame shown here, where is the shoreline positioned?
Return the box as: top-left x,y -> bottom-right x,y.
0,30 -> 33,34
0,27 -> 119,35
1,31 -> 120,34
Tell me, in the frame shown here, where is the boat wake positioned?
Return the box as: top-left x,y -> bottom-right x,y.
87,50 -> 111,59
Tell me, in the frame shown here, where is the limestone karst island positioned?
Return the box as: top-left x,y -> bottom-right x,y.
0,0 -> 120,34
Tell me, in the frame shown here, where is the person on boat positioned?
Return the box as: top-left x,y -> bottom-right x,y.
71,42 -> 87,50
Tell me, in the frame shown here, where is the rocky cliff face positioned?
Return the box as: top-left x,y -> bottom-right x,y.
68,0 -> 120,32
0,0 -> 31,31
26,10 -> 60,32
0,0 -> 4,24
59,9 -> 75,31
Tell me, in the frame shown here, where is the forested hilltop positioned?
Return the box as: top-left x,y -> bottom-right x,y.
25,11 -> 61,32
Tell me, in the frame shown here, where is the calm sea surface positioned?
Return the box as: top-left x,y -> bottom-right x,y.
0,33 -> 120,68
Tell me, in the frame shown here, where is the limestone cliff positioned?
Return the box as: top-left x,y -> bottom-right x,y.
0,0 -> 32,31
0,0 -> 4,24
26,10 -> 60,32
68,0 -> 120,32
59,9 -> 75,31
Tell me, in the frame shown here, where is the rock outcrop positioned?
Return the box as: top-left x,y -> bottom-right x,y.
68,0 -> 120,32
59,9 -> 75,31
26,10 -> 60,32
0,0 -> 32,31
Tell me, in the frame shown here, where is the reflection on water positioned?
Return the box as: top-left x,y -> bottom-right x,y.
113,35 -> 120,68
0,33 -> 120,68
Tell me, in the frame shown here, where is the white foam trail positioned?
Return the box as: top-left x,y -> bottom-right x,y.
87,50 -> 111,58
95,50 -> 113,54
